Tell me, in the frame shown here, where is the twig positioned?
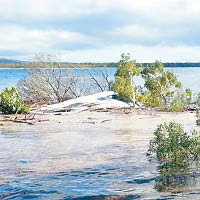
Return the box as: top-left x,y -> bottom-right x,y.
101,119 -> 112,123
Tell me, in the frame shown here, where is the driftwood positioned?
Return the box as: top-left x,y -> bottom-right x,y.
0,119 -> 34,125
0,114 -> 49,125
90,108 -> 113,112
101,119 -> 112,123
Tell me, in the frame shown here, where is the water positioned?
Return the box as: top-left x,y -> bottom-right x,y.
1,67 -> 200,199
1,121 -> 200,199
1,67 -> 200,92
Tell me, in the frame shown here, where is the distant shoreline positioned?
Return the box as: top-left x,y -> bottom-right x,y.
1,66 -> 200,69
1,61 -> 200,69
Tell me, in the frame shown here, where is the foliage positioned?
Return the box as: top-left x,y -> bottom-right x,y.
148,122 -> 200,171
161,89 -> 192,112
196,110 -> 200,126
112,53 -> 140,103
0,87 -> 29,114
141,61 -> 182,108
194,93 -> 200,109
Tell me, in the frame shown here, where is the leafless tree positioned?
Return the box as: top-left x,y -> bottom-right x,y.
18,54 -> 92,104
88,68 -> 113,92
18,54 -> 113,105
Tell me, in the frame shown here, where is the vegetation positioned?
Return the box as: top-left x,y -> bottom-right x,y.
0,87 -> 29,114
148,122 -> 200,171
18,55 -> 87,104
161,89 -> 192,112
112,53 -> 140,103
2,58 -> 200,69
13,53 -> 196,112
18,54 -> 113,104
140,61 -> 182,108
148,122 -> 200,192
196,110 -> 200,125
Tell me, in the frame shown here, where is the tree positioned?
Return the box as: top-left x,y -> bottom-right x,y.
88,68 -> 112,92
112,53 -> 140,104
141,61 -> 182,107
18,54 -> 91,104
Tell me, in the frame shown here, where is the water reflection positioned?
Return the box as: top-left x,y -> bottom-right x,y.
152,158 -> 200,193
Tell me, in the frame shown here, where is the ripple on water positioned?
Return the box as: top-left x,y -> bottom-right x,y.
0,125 -> 200,199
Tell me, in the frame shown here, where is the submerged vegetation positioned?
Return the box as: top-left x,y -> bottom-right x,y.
148,122 -> 200,192
148,122 -> 200,170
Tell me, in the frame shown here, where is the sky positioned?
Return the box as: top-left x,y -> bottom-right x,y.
0,0 -> 200,62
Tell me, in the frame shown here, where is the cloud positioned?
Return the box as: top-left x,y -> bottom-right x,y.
0,0 -> 200,61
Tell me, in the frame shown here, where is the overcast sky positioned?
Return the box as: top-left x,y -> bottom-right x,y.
0,0 -> 200,62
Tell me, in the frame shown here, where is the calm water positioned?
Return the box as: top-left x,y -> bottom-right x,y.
1,67 -> 200,92
0,67 -> 200,199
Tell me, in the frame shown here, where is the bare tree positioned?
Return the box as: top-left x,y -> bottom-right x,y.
18,54 -> 114,105
88,68 -> 113,92
18,54 -> 91,104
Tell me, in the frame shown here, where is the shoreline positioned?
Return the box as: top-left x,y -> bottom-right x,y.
0,109 -> 197,134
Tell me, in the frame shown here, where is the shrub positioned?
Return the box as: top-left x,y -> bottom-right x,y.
0,87 -> 29,114
161,89 -> 192,112
148,122 -> 200,171
196,110 -> 200,125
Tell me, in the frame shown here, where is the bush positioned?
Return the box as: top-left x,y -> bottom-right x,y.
196,110 -> 200,125
161,89 -> 192,112
148,122 -> 200,171
0,87 -> 29,114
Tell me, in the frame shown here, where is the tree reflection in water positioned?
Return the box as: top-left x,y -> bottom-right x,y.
155,164 -> 198,192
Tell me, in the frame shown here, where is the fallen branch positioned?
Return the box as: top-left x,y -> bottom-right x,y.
101,119 -> 112,123
0,119 -> 34,125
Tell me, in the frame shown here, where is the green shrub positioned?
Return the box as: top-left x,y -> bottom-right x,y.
161,89 -> 191,112
148,122 -> 200,171
196,110 -> 200,125
194,93 -> 200,109
0,87 -> 29,114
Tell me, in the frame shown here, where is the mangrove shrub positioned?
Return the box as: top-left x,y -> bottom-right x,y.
148,122 -> 200,171
0,87 -> 29,114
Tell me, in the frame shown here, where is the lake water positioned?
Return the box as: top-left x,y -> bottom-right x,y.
1,119 -> 200,200
1,67 -> 200,92
1,67 -> 200,199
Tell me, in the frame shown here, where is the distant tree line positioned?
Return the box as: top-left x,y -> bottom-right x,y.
1,61 -> 200,68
